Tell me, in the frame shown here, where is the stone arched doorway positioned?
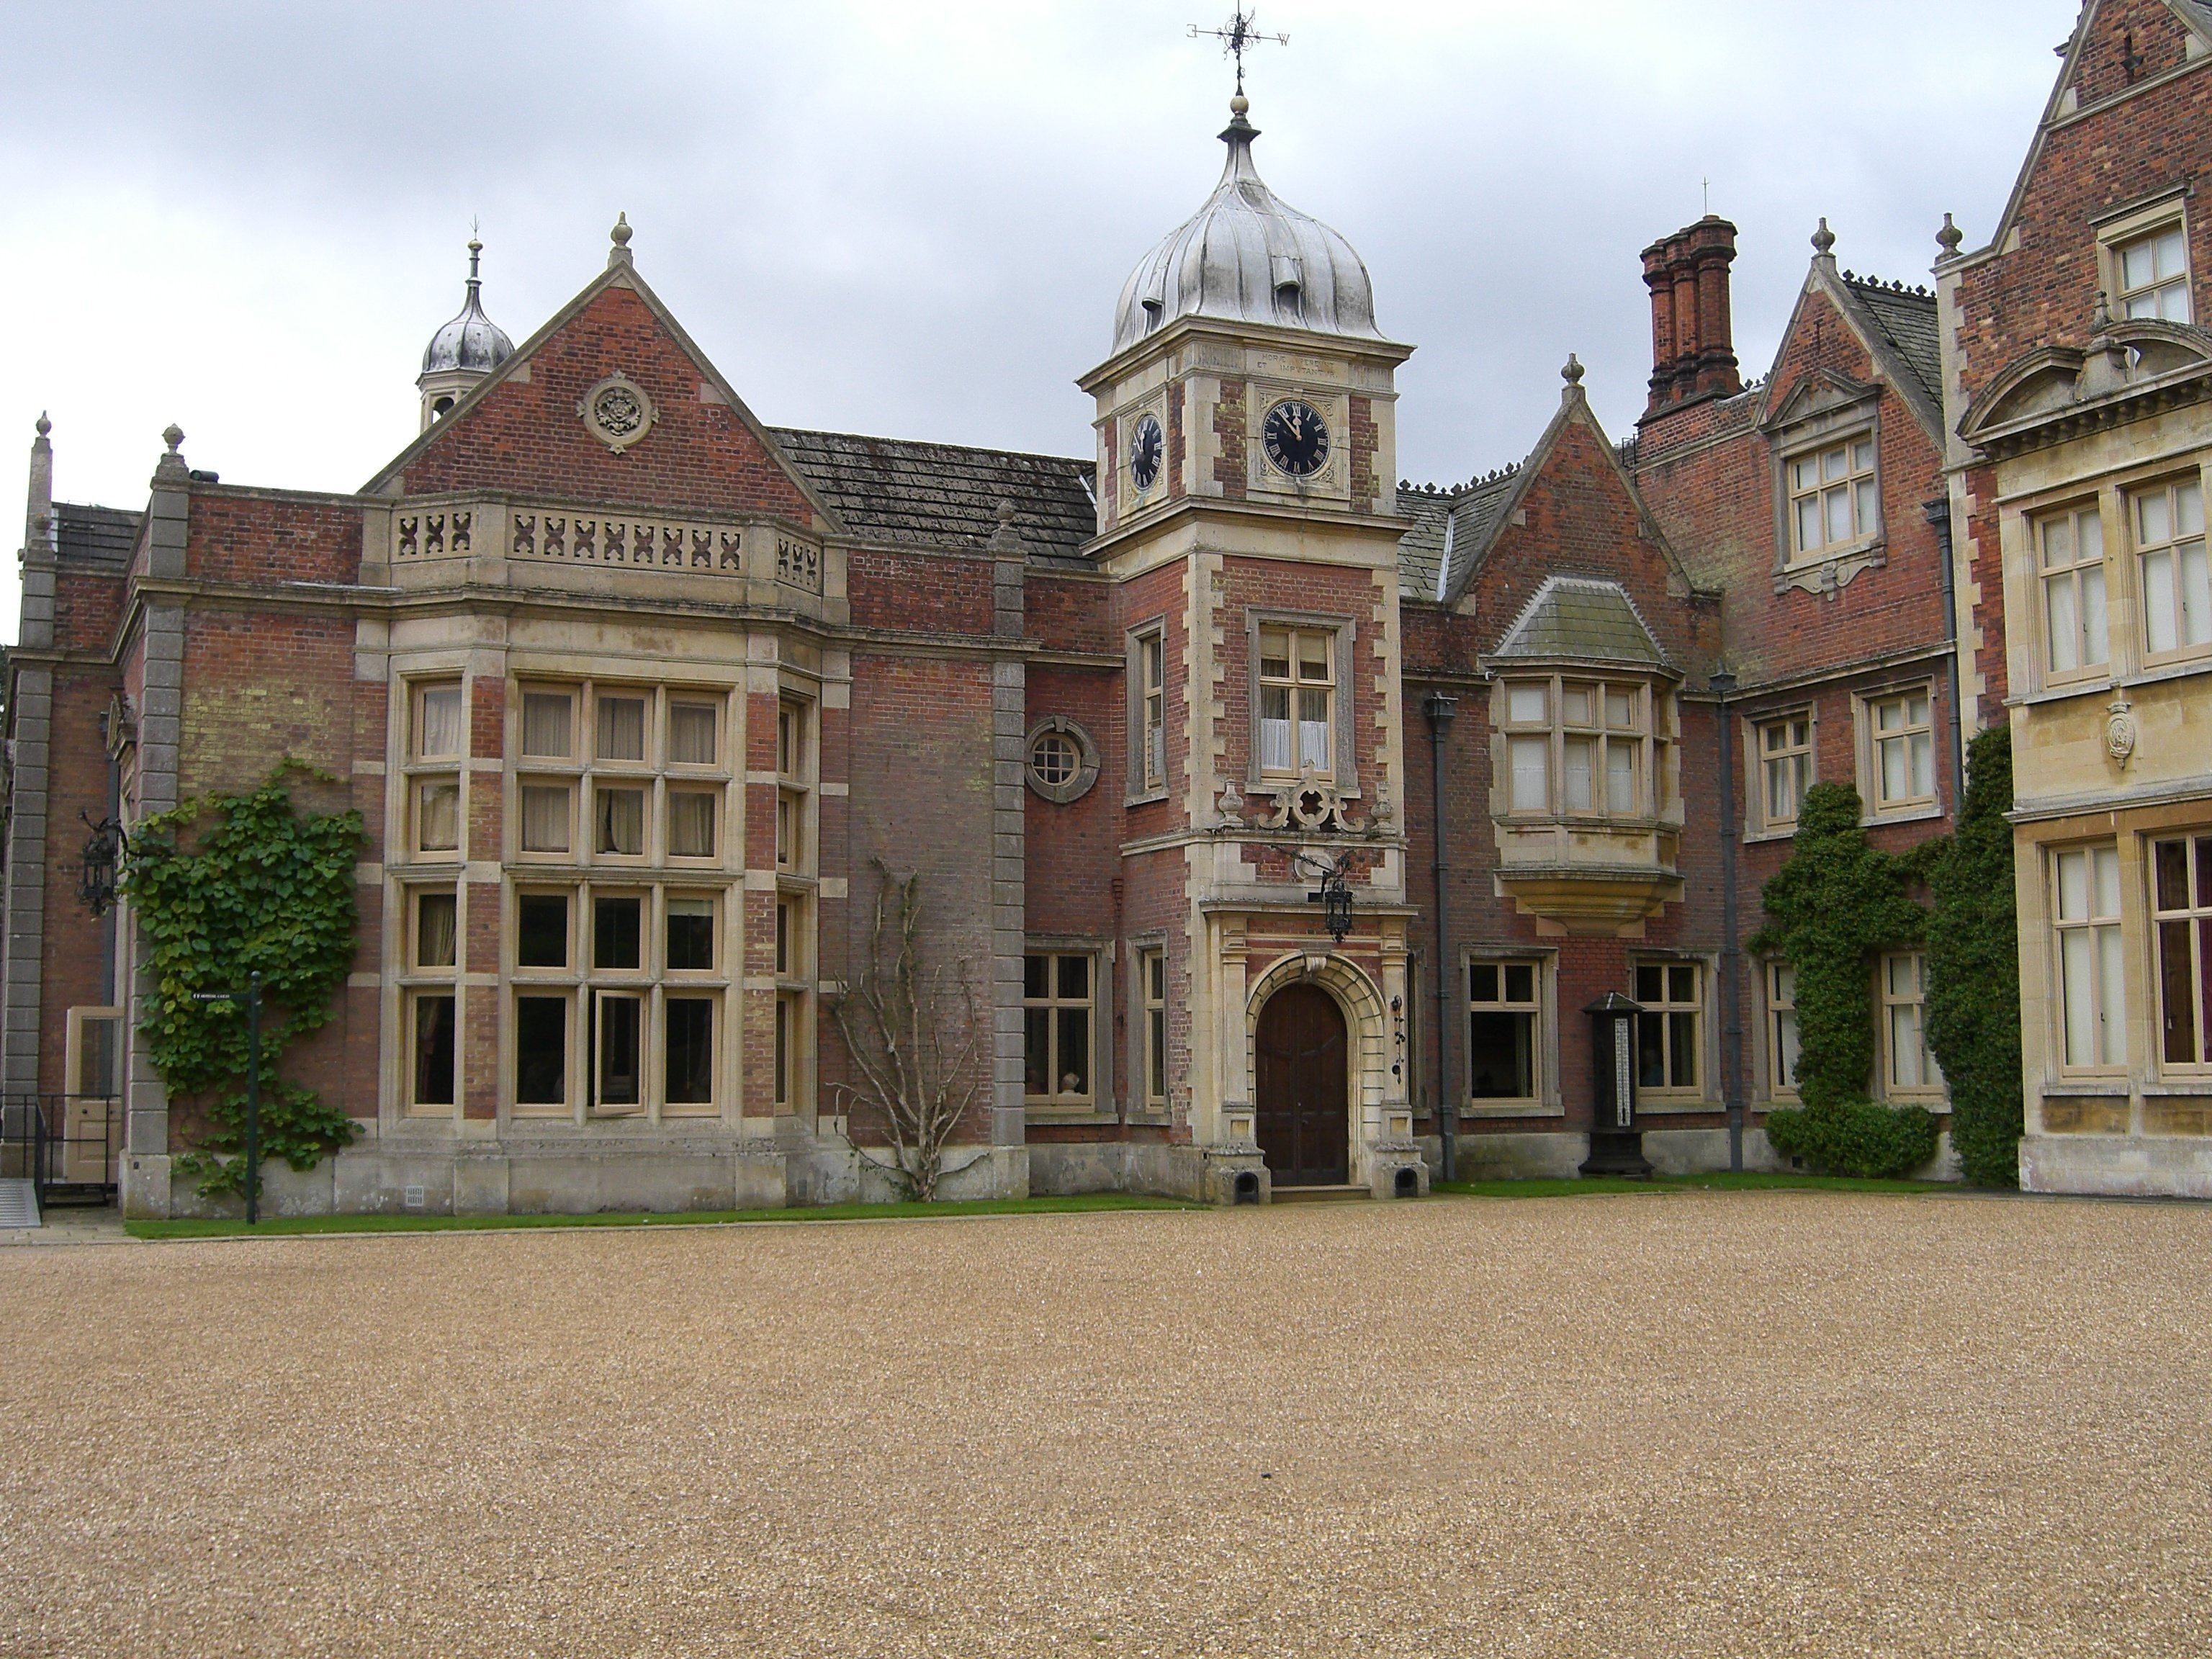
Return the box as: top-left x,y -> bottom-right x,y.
1254,983 -> 1349,1187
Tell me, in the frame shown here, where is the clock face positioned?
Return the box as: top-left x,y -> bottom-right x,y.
1130,413 -> 1164,493
1262,400 -> 1331,478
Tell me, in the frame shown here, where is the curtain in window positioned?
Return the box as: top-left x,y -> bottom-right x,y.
418,688 -> 462,758
520,786 -> 570,853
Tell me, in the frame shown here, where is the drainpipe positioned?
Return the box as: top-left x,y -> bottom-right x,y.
1710,667 -> 1744,1173
1925,498 -> 1967,808
1423,691 -> 1458,1183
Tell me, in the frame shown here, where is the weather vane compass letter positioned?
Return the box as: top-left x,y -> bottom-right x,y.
1190,7 -> 1288,95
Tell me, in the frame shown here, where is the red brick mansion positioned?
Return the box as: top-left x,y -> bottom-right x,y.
9,1 -> 2211,1213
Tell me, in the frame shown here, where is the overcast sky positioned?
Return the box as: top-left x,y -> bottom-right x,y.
1,1 -> 2082,639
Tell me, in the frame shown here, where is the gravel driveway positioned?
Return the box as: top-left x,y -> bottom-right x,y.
2,1191 -> 2208,1657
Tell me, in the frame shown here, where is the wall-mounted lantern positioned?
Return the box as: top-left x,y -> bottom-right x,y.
1579,991 -> 1654,1177
1295,851 -> 1355,943
78,815 -> 125,917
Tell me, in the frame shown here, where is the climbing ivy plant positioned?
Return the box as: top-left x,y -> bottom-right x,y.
1924,727 -> 2023,1187
122,763 -> 366,1197
1750,782 -> 1940,1178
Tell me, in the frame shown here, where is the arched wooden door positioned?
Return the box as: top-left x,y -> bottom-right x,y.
1254,984 -> 1349,1187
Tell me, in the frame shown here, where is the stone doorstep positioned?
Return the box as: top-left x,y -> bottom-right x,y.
1269,1183 -> 1373,1204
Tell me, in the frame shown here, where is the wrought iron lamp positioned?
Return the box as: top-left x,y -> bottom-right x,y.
78,814 -> 125,917
1293,850 -> 1354,942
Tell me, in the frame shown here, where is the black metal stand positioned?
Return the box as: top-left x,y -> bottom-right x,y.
1579,1130 -> 1655,1179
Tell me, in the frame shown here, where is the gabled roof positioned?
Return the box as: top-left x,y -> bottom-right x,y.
364,244 -> 837,530
1945,0 -> 2212,270
769,429 -> 1097,558
1395,469 -> 1519,601
1838,277 -> 1943,411
1400,379 -> 1696,611
1491,575 -> 1671,669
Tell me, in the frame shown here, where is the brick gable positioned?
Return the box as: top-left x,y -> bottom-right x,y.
388,280 -> 819,524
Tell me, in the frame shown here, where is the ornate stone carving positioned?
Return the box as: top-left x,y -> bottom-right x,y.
577,374 -> 656,454
775,536 -> 822,592
2106,698 -> 2139,768
1255,763 -> 1365,834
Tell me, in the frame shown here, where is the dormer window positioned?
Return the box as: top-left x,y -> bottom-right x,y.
1270,253 -> 1303,319
1788,436 -> 1879,560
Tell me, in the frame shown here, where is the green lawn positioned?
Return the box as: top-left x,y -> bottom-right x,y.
1431,1172 -> 1955,1199
122,1174 -> 1966,1239
125,1192 -> 1205,1241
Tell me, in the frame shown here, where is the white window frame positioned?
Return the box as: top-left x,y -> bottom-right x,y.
2052,845 -> 2128,1075
1496,675 -> 1655,823
1632,959 -> 1706,1102
1857,684 -> 1938,820
1764,961 -> 1801,1100
1024,948 -> 1102,1112
2036,500 -> 2113,683
1751,709 -> 1815,837
1784,431 -> 1882,565
2130,473 -> 2210,665
1244,610 -> 1360,798
1877,951 -> 1946,1100
1126,622 -> 1169,803
1465,958 -> 1545,1109
2109,215 -> 2194,323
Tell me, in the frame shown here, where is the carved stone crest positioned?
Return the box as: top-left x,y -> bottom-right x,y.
578,374 -> 656,454
2106,698 -> 2138,768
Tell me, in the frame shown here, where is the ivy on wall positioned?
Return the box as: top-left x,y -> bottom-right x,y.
1750,782 -> 1940,1178
1925,727 -> 2023,1187
122,763 -> 366,1197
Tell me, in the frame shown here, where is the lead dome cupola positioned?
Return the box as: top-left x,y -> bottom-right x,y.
417,237 -> 513,428
1111,96 -> 1383,355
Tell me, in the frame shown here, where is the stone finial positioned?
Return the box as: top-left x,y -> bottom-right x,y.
2090,288 -> 2114,336
1563,352 -> 1586,387
163,423 -> 184,454
608,211 -> 634,269
1230,93 -> 1249,117
35,411 -> 50,439
1936,212 -> 1964,258
152,423 -> 190,487
1811,217 -> 1837,257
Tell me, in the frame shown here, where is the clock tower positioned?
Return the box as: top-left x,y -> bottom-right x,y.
1077,94 -> 1419,1200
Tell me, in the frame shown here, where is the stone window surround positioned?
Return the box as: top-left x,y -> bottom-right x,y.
1629,953 -> 1717,1111
508,679 -> 735,869
2094,189 -> 2193,325
2034,497 -> 2113,688
1242,607 -> 1361,799
1757,958 -> 1801,1105
1024,715 -> 1100,805
1852,678 -> 1943,827
1742,703 -> 1817,843
1764,381 -> 1887,596
1024,937 -> 1113,1120
506,882 -> 734,1123
2049,841 -> 2129,1078
1490,672 -> 1663,828
1459,948 -> 1562,1121
1876,950 -> 1946,1103
1125,619 -> 1170,806
1129,932 -> 1169,1121
2002,456 -> 2212,703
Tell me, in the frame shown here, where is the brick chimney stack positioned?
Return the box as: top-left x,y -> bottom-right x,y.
1640,215 -> 1743,419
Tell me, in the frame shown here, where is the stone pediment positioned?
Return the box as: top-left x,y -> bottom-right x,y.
1760,367 -> 1880,434
1961,319 -> 2212,457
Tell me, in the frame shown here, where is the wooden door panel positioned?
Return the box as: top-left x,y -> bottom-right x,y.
1254,984 -> 1349,1185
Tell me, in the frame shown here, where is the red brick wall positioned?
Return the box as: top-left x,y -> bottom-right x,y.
398,283 -> 817,523
1213,379 -> 1247,499
847,547 -> 995,634
36,670 -> 125,1094
186,489 -> 362,586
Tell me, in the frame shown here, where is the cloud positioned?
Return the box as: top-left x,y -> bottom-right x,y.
0,0 -> 2076,638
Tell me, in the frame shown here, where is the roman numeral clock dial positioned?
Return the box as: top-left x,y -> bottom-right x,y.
1129,413 -> 1164,493
1262,399 -> 1330,478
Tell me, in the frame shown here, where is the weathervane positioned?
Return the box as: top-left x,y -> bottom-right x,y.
1190,7 -> 1288,96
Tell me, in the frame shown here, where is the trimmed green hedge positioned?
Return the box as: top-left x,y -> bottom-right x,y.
1763,1098 -> 1941,1179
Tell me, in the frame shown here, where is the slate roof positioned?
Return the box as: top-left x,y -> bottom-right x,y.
1395,469 -> 1521,602
1491,576 -> 1669,667
1840,277 -> 1943,411
53,503 -> 140,566
769,428 -> 1097,558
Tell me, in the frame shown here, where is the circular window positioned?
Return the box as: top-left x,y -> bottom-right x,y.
1025,718 -> 1099,804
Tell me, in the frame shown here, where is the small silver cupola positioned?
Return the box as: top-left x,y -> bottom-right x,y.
1110,96 -> 1383,356
417,235 -> 515,431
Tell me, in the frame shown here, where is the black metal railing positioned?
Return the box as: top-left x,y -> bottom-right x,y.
0,1094 -> 122,1207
